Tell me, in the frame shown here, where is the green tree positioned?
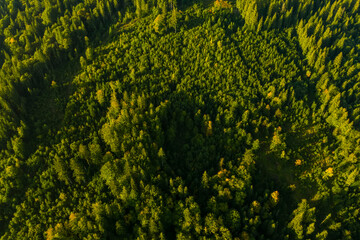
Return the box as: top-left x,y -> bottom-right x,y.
288,199 -> 316,239
169,7 -> 178,32
54,155 -> 70,184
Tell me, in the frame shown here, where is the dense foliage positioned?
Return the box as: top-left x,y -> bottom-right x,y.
0,0 -> 359,239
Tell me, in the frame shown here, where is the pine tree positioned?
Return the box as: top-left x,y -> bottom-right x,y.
333,52 -> 343,68
153,14 -> 165,33
70,158 -> 85,183
288,199 -> 316,239
169,7 -> 178,32
54,155 -> 70,184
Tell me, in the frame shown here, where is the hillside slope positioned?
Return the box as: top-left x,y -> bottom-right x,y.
0,0 -> 359,239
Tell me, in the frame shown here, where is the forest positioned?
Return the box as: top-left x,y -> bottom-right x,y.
0,0 -> 359,239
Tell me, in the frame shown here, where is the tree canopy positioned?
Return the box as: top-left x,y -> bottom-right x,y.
0,0 -> 360,239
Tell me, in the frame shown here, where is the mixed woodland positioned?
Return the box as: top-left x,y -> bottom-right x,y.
0,0 -> 360,239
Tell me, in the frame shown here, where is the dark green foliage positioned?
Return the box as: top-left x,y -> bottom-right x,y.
1,0 -> 360,239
